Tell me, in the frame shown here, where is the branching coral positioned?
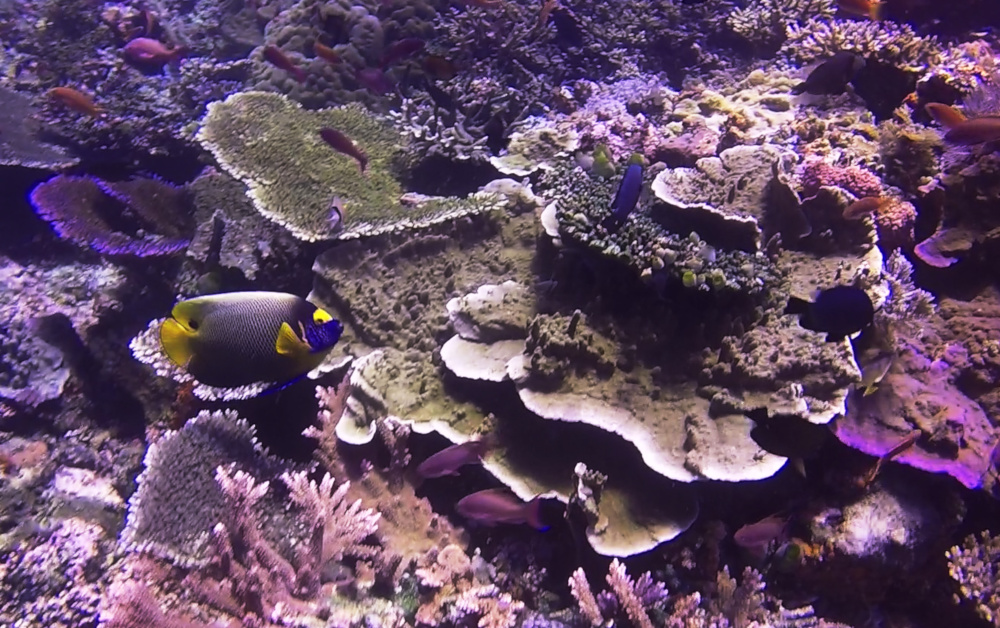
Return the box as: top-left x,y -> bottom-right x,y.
948,531 -> 1000,626
727,0 -> 835,50
783,18 -> 942,71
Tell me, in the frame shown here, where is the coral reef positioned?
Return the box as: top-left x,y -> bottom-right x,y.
948,531 -> 1000,626
197,91 -> 504,241
727,0 -> 835,51
29,175 -> 191,257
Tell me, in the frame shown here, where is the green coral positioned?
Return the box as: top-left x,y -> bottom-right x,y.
197,91 -> 500,241
542,162 -> 779,297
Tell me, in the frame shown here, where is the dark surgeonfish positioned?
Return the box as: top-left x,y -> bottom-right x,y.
791,51 -> 865,96
159,291 -> 344,389
785,285 -> 874,342
600,162 -> 643,233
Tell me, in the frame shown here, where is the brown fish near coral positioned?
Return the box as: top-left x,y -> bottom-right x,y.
924,103 -> 967,129
943,116 -> 1000,146
843,196 -> 885,220
837,0 -> 882,20
47,87 -> 103,118
734,515 -> 787,555
123,37 -> 186,66
319,127 -> 368,173
417,437 -> 493,478
456,488 -> 547,529
313,42 -> 340,65
263,45 -> 308,83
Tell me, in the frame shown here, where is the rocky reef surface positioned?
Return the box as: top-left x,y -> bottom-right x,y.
2,0 -> 1000,626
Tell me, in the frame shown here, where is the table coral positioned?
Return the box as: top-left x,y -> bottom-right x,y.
29,175 -> 191,257
198,91 -> 503,241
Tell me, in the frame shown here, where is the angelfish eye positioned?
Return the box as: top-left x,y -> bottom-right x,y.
188,319 -> 199,330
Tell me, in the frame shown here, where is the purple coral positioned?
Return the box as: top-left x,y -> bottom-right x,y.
799,158 -> 883,199
29,175 -> 190,257
875,197 -> 917,252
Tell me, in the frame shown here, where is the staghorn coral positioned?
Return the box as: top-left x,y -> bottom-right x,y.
727,0 -> 835,50
389,95 -> 491,163
948,531 -> 1000,626
120,410 -> 298,567
102,462 -> 395,628
197,91 -> 503,241
782,19 -> 942,71
29,175 -> 191,257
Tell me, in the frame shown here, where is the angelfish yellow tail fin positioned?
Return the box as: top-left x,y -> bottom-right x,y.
275,322 -> 308,356
159,318 -> 196,368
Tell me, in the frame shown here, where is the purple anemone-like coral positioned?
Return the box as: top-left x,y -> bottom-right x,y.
29,175 -> 191,257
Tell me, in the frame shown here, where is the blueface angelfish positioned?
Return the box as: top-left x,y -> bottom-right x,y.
600,162 -> 643,233
159,291 -> 344,388
785,285 -> 874,342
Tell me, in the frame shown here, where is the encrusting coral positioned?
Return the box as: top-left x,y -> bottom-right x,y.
197,91 -> 504,241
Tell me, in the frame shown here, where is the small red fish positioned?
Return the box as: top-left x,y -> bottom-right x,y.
456,489 -> 547,529
319,127 -> 368,173
313,42 -> 340,65
47,87 -> 103,118
837,0 -> 882,20
417,438 -> 493,478
123,37 -> 186,66
380,38 -> 425,68
356,67 -> 393,95
263,45 -> 308,83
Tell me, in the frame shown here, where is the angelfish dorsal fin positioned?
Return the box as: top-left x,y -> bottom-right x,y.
275,322 -> 307,355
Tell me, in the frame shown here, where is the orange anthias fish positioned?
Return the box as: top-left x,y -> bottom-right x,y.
123,37 -> 186,66
837,0 -> 882,20
843,196 -> 886,220
313,42 -> 340,65
319,127 -> 368,173
47,87 -> 103,118
924,102 -> 967,128
925,103 -> 1000,145
263,45 -> 308,83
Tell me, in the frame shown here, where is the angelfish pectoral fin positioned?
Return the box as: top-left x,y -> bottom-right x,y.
275,321 -> 308,355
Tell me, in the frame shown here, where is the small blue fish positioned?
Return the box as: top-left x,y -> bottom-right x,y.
600,163 -> 643,233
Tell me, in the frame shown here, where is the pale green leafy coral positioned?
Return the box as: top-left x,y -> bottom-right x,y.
197,91 -> 501,241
